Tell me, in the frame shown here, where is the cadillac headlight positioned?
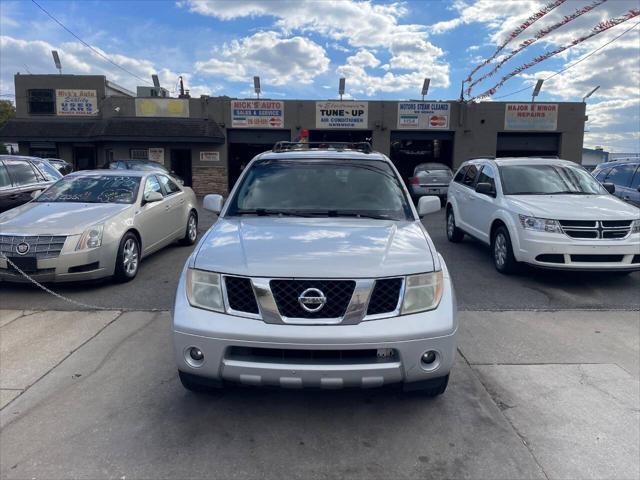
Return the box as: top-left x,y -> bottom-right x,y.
186,269 -> 223,312
518,215 -> 561,233
401,271 -> 444,315
75,225 -> 103,250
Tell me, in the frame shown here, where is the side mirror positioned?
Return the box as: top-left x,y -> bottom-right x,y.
30,189 -> 42,199
144,191 -> 163,203
603,182 -> 616,194
417,196 -> 441,217
203,194 -> 224,214
475,182 -> 495,197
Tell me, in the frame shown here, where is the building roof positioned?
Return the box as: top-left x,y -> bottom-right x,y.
0,118 -> 225,143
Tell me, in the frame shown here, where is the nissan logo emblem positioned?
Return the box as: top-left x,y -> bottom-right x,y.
15,242 -> 30,255
298,288 -> 327,313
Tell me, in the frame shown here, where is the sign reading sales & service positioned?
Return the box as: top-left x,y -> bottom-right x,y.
397,102 -> 450,129
231,100 -> 284,128
56,89 -> 98,116
505,103 -> 558,131
316,101 -> 368,129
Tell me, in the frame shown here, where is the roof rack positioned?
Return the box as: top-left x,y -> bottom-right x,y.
272,141 -> 373,154
528,155 -> 559,159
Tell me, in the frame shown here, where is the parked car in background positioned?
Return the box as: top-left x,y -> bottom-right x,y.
45,158 -> 73,175
592,159 -> 640,207
0,155 -> 62,213
446,157 -> 640,274
173,143 -> 456,396
0,170 -> 198,283
105,159 -> 184,185
409,162 -> 452,206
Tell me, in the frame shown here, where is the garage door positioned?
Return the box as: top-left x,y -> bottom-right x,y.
496,133 -> 560,157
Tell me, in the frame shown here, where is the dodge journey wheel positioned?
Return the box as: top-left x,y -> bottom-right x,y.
492,226 -> 518,274
446,210 -> 464,242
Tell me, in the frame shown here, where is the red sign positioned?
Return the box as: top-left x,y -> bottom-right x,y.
269,117 -> 281,127
430,116 -> 447,127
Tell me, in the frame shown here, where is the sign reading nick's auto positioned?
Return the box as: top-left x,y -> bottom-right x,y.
56,89 -> 98,116
397,102 -> 450,129
316,101 -> 368,129
231,100 -> 284,128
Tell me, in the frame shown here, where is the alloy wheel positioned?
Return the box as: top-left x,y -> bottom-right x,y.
188,215 -> 197,242
123,238 -> 139,276
494,233 -> 507,268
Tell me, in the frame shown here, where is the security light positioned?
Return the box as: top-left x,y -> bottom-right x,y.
51,50 -> 62,74
254,76 -> 261,99
152,74 -> 160,88
339,77 -> 345,100
531,79 -> 543,102
583,85 -> 600,102
421,78 -> 430,100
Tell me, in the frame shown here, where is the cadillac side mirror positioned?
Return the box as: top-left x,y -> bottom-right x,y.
144,191 -> 163,203
603,183 -> 615,194
30,190 -> 42,199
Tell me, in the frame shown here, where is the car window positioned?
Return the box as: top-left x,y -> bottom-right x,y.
0,162 -> 12,188
604,164 -> 636,187
33,161 -> 62,182
630,167 -> 640,190
36,175 -> 141,204
158,175 -> 181,195
476,165 -> 496,192
453,165 -> 468,183
4,160 -> 39,186
462,164 -> 479,187
594,168 -> 610,182
144,175 -> 163,197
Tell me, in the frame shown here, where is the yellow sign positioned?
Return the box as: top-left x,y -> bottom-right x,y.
135,98 -> 189,118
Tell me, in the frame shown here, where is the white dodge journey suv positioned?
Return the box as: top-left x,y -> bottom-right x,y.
172,143 -> 457,396
446,157 -> 640,273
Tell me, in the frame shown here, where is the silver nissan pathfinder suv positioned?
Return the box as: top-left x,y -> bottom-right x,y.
172,142 -> 457,396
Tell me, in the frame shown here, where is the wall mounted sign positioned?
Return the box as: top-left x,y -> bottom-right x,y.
135,98 -> 189,117
315,101 -> 368,129
231,100 -> 284,128
397,102 -> 450,129
505,103 -> 558,131
56,89 -> 98,116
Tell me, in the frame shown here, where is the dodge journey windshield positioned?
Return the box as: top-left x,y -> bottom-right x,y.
36,175 -> 141,204
227,160 -> 413,220
500,164 -> 605,195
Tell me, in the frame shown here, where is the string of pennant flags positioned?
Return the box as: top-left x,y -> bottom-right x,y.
465,0 -> 567,83
465,0 -> 609,96
469,8 -> 640,101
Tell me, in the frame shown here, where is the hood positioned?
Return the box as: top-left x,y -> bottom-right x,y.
507,194 -> 640,220
0,202 -> 131,235
194,217 -> 435,278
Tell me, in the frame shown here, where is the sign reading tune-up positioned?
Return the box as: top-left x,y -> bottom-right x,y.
316,101 -> 368,129
505,103 -> 558,131
231,100 -> 284,128
397,102 -> 450,129
56,89 -> 97,116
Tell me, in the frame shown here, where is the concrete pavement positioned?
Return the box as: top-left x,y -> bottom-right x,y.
1,308 -> 638,479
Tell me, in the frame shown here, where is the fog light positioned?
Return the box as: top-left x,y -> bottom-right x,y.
189,347 -> 204,361
421,351 -> 437,365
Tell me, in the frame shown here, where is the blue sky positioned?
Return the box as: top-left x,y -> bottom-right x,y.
1,0 -> 638,151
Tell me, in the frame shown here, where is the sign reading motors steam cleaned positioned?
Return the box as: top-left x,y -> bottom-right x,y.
316,101 -> 368,129
397,102 -> 450,129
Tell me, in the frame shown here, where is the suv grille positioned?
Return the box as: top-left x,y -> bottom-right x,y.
558,220 -> 632,239
270,279 -> 355,319
0,235 -> 67,259
367,278 -> 403,315
225,276 -> 259,314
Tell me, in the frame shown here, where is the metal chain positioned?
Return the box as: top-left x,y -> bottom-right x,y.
0,253 -> 113,310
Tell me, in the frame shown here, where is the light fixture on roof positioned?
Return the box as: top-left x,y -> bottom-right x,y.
254,76 -> 261,99
151,74 -> 160,88
582,85 -> 600,103
421,78 -> 430,101
51,50 -> 62,74
338,77 -> 345,101
531,79 -> 544,103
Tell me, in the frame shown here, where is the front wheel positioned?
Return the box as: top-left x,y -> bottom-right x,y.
446,209 -> 465,242
114,232 -> 140,283
492,226 -> 518,274
180,211 -> 198,246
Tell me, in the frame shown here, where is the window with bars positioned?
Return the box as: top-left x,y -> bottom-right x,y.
28,89 -> 55,114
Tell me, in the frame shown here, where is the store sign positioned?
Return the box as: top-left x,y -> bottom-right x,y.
56,89 -> 98,116
397,102 -> 450,129
135,98 -> 189,118
200,151 -> 220,162
505,103 -> 558,131
316,101 -> 368,129
231,100 -> 284,128
148,148 -> 164,163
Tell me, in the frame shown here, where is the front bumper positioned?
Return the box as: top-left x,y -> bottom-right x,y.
172,268 -> 457,389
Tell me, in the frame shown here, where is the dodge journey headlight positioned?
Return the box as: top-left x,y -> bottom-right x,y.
76,225 -> 103,250
186,269 -> 224,312
632,219 -> 640,234
519,215 -> 561,233
401,271 -> 444,315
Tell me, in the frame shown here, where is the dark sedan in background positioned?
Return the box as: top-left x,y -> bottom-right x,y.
0,155 -> 62,213
593,159 -> 640,207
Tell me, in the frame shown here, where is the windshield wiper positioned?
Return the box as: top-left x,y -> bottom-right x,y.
326,210 -> 395,220
233,209 -> 312,217
545,191 -> 593,195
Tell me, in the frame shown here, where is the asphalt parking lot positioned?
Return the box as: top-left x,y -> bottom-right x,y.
1,207 -> 638,311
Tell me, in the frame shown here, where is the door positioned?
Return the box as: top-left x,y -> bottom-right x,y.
158,174 -> 186,238
466,164 -> 498,243
2,159 -> 42,211
74,147 -> 97,170
170,149 -> 192,186
603,163 -> 637,205
455,163 -> 480,231
136,175 -> 172,254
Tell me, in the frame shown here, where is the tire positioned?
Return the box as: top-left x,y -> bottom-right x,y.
113,232 -> 140,283
446,209 -> 465,242
180,211 -> 198,246
491,225 -> 518,274
439,196 -> 447,208
179,371 -> 223,393
403,374 -> 449,397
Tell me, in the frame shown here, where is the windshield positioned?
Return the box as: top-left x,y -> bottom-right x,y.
33,161 -> 63,181
500,164 -> 605,195
36,175 -> 141,204
127,161 -> 169,172
227,160 -> 413,220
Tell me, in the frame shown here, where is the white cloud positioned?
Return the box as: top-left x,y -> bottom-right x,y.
195,31 -> 330,85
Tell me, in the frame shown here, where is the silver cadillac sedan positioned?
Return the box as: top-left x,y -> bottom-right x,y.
0,170 -> 198,283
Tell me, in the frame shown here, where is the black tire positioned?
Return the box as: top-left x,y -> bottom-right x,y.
446,209 -> 465,242
180,211 -> 198,246
439,196 -> 447,208
113,232 -> 140,283
491,225 -> 518,274
179,371 -> 223,393
403,374 -> 449,397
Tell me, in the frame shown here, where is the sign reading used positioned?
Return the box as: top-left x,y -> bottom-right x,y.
397,102 -> 450,129
231,100 -> 284,128
316,101 -> 368,129
135,98 -> 189,118
56,89 -> 98,116
505,103 -> 558,131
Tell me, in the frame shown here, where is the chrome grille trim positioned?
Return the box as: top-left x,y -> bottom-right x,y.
0,234 -> 67,259
558,220 -> 633,240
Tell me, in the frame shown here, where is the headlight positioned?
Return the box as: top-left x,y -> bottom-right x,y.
401,271 -> 444,315
518,215 -> 561,233
632,219 -> 640,234
75,225 -> 104,250
186,269 -> 223,312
